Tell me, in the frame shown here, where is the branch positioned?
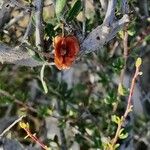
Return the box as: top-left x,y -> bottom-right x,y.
110,58 -> 142,149
0,43 -> 42,67
21,13 -> 35,43
103,0 -> 117,26
99,0 -> 108,14
80,0 -> 129,55
35,0 -> 44,51
0,115 -> 25,137
80,14 -> 129,54
4,9 -> 31,30
0,0 -> 129,67
82,0 -> 86,37
0,89 -> 37,113
19,122 -> 48,150
138,0 -> 149,18
113,26 -> 129,112
56,98 -> 67,150
0,1 -> 13,29
0,0 -> 31,29
121,0 -> 129,14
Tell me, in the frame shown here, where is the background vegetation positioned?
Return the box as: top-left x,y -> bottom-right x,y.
0,0 -> 150,150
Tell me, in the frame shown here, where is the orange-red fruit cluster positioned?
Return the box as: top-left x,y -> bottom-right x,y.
53,35 -> 79,70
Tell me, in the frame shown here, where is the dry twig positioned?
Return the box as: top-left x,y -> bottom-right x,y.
0,115 -> 25,137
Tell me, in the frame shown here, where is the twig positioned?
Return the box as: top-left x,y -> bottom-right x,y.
106,14 -> 129,42
10,0 -> 28,9
4,9 -> 31,29
56,72 -> 67,150
0,89 -> 37,113
56,99 -> 67,150
0,1 -> 13,29
19,122 -> 48,150
103,0 -> 116,26
0,115 -> 25,137
130,3 -> 143,20
0,89 -> 62,121
143,0 -> 149,17
113,26 -> 129,112
110,58 -> 142,149
80,14 -> 129,55
71,126 -> 94,145
82,0 -> 86,37
35,0 -> 44,51
4,104 -> 13,117
0,43 -> 43,66
121,0 -> 129,14
20,13 -> 34,43
0,0 -> 129,66
138,0 -> 149,18
99,0 -> 108,14
109,41 -> 119,57
120,28 -> 129,84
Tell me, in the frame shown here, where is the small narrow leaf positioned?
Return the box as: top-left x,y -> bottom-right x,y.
55,0 -> 67,19
135,57 -> 142,68
118,30 -> 124,39
111,115 -> 121,124
127,29 -> 136,36
26,47 -> 43,62
144,34 -> 150,42
118,83 -> 124,96
27,48 -> 35,56
119,132 -> 128,139
66,0 -> 82,21
119,128 -> 128,139
85,128 -> 93,136
138,71 -> 143,76
40,63 -> 48,94
19,122 -> 29,129
114,143 -> 120,149
127,105 -> 133,113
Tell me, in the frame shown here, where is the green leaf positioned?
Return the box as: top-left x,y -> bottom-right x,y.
127,28 -> 136,36
104,90 -> 117,105
66,0 -> 82,21
118,30 -> 124,39
26,47 -> 43,62
40,63 -> 48,94
135,57 -> 142,68
50,141 -> 58,147
118,83 -> 124,96
98,72 -> 110,86
112,57 -> 124,73
0,96 -> 12,105
111,115 -> 121,124
114,143 -> 120,149
119,128 -> 128,139
144,34 -> 150,42
55,0 -> 67,19
38,106 -> 53,117
27,49 -> 35,56
45,23 -> 55,38
85,128 -> 93,136
118,83 -> 128,96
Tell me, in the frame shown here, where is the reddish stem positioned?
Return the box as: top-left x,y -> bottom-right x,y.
24,128 -> 47,150
111,64 -> 141,149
